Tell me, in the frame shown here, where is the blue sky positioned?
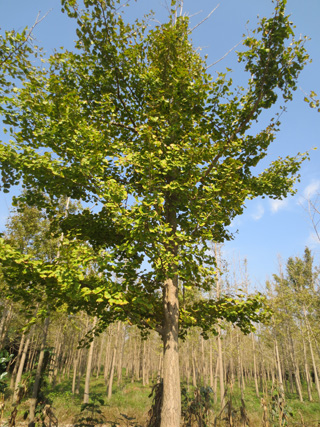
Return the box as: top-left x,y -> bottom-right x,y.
1,0 -> 320,288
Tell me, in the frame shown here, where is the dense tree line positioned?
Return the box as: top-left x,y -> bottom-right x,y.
0,205 -> 319,424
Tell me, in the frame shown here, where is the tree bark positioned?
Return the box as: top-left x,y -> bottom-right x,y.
287,330 -> 303,401
303,306 -> 320,401
0,303 -> 12,348
83,316 -> 97,404
160,276 -> 180,427
251,333 -> 260,398
95,332 -> 106,379
302,335 -> 313,401
13,329 -> 33,403
274,337 -> 285,401
107,321 -> 121,399
28,317 -> 50,427
72,346 -> 82,395
10,332 -> 26,391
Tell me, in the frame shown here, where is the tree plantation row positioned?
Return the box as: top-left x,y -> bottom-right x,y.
0,0 -> 317,425
0,242 -> 320,426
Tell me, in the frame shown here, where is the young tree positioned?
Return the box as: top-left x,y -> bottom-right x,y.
0,0 -> 309,425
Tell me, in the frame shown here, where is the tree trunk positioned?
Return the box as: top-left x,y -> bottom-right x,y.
213,357 -> 219,404
10,332 -> 26,391
274,337 -> 285,401
303,306 -> 320,401
191,348 -> 197,388
287,331 -> 303,401
217,327 -> 225,407
28,317 -> 50,427
13,330 -> 33,403
96,332 -> 106,379
215,244 -> 225,408
209,340 -> 214,388
252,333 -> 260,398
307,330 -> 320,401
302,336 -> 313,401
104,329 -> 112,384
117,325 -> 125,387
72,347 -> 82,395
0,303 -> 12,348
83,316 -> 97,404
236,331 -> 244,401
107,321 -> 121,399
160,276 -> 180,427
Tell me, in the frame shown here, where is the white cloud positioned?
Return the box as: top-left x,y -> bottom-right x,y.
303,180 -> 320,199
306,231 -> 320,247
270,198 -> 289,213
252,204 -> 264,221
229,216 -> 242,229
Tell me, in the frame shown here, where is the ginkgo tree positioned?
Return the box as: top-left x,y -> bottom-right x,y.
0,0 -> 310,425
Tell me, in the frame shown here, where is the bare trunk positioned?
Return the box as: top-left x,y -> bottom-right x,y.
308,331 -> 320,401
96,332 -> 106,379
142,339 -> 147,386
236,331 -> 244,401
103,329 -> 112,384
13,330 -> 32,403
213,357 -> 219,404
0,303 -> 12,348
10,332 -> 26,391
287,330 -> 303,401
215,244 -> 225,408
160,276 -> 180,427
209,340 -> 214,388
72,347 -> 82,395
303,306 -> 320,401
252,333 -> 260,398
107,321 -> 121,399
274,337 -> 285,401
83,316 -> 97,404
302,336 -> 313,401
28,317 -> 50,427
117,325 -> 125,387
217,327 -> 225,407
192,348 -> 197,387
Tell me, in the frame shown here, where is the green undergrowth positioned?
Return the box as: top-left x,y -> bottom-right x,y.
2,375 -> 320,426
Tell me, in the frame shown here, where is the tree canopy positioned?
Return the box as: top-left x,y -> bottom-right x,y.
0,1 -> 310,424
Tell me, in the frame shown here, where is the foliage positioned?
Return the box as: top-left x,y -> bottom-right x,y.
22,346 -> 54,423
73,395 -> 106,427
304,91 -> 320,112
0,350 -> 13,394
147,381 -> 163,427
181,386 -> 214,427
0,0 -> 309,339
269,389 -> 294,427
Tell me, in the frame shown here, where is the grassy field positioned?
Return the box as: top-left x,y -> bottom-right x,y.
2,375 -> 320,426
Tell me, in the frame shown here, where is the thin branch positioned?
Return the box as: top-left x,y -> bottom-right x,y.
179,0 -> 184,17
307,197 -> 320,242
206,41 -> 241,70
199,36 -> 275,184
0,10 -> 50,68
189,4 -> 219,33
110,121 -> 138,134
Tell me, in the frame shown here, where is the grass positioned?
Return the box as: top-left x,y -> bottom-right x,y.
2,375 -> 320,426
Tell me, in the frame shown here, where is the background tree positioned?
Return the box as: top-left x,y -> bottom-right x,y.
0,0 -> 310,425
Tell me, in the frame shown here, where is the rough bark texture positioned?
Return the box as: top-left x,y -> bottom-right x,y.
160,277 -> 180,427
